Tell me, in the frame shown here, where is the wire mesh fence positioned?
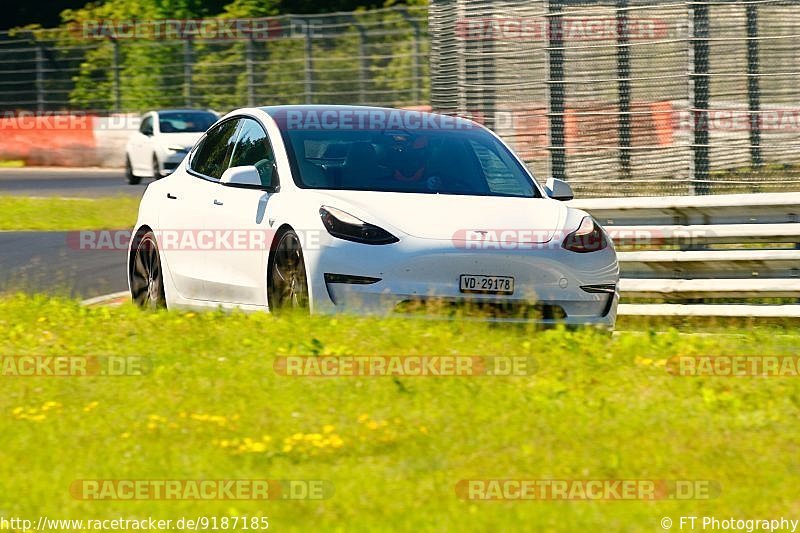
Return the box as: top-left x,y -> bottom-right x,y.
430,0 -> 800,196
2,2 -> 800,196
0,6 -> 428,113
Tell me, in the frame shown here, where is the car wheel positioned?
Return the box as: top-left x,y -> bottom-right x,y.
126,156 -> 141,185
152,154 -> 163,180
268,229 -> 309,313
130,231 -> 166,309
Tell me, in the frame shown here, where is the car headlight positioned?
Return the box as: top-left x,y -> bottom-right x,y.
562,216 -> 608,253
319,206 -> 399,245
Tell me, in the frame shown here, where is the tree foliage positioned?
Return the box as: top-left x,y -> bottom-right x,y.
46,0 -> 428,111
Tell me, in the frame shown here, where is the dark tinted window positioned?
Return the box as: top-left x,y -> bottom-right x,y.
229,118 -> 275,186
158,111 -> 217,133
280,127 -> 538,198
139,116 -> 153,135
190,119 -> 240,180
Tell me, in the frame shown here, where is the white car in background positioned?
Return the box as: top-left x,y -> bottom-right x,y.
125,109 -> 218,184
128,105 -> 619,328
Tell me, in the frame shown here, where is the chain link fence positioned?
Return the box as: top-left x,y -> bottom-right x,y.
3,1 -> 800,196
0,6 -> 428,113
430,0 -> 800,196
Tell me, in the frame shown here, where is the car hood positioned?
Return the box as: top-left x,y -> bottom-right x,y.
314,191 -> 566,243
158,132 -> 204,148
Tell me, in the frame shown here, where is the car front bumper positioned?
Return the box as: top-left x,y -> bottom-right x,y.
306,235 -> 620,328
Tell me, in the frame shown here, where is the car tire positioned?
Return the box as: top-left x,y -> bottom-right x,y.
268,229 -> 310,313
129,230 -> 167,309
126,156 -> 141,185
152,154 -> 163,180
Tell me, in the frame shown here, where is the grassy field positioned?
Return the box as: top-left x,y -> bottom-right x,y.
1,295 -> 800,531
0,196 -> 139,230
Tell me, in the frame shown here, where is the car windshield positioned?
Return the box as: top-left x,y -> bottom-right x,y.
277,118 -> 539,198
158,111 -> 217,133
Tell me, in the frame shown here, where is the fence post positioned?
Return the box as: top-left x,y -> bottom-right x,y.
399,8 -> 422,106
409,16 -> 422,104
304,23 -> 314,105
547,0 -> 566,182
183,39 -> 193,107
35,44 -> 45,113
616,0 -> 631,181
746,4 -> 762,168
112,39 -> 121,113
480,4 -> 496,130
689,1 -> 710,195
355,22 -> 368,104
246,37 -> 255,107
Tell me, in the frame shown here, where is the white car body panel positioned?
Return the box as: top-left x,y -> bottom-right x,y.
129,106 -> 619,328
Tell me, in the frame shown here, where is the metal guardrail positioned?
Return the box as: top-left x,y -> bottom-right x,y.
569,192 -> 800,317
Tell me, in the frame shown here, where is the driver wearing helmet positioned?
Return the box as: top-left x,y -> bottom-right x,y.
390,135 -> 429,182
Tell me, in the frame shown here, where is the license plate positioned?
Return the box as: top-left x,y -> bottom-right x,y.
459,274 -> 515,294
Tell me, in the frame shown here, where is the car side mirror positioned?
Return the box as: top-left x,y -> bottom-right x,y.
545,177 -> 574,201
220,163 -> 279,192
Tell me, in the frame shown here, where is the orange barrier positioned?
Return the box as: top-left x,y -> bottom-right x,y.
0,114 -> 96,166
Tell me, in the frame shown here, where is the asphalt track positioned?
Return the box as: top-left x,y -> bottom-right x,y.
0,167 -> 146,197
0,168 -> 142,298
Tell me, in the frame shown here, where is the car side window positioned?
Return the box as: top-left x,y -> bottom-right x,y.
139,116 -> 153,136
190,119 -> 240,180
229,118 -> 275,185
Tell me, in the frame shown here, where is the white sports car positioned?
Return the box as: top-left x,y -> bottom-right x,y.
128,105 -> 619,327
125,109 -> 219,184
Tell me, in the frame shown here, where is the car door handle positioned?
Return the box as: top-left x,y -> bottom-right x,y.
213,199 -> 223,206
167,193 -> 177,200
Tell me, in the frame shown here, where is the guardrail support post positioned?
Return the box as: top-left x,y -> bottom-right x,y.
616,0 -> 631,181
689,1 -> 710,195
547,0 -> 566,183
746,4 -> 762,168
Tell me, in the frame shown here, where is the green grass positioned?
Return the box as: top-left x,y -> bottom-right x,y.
0,196 -> 139,230
2,294 -> 800,531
